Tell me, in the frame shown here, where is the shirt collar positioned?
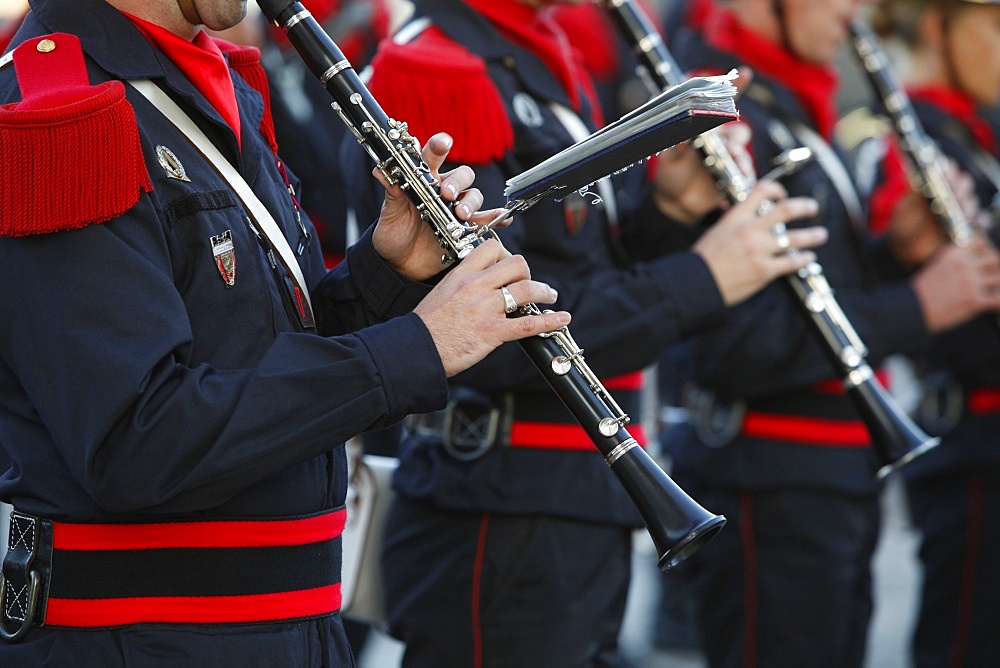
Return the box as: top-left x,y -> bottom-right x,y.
28,0 -> 243,155
703,3 -> 839,140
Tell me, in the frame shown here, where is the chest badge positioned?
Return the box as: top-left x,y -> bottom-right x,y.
210,230 -> 236,287
512,93 -> 544,128
563,191 -> 589,236
155,145 -> 191,182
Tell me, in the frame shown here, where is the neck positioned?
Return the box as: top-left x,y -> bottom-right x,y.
906,44 -> 949,90
728,0 -> 781,45
106,0 -> 201,40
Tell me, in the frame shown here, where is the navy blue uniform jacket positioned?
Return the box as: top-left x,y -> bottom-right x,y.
0,0 -> 448,662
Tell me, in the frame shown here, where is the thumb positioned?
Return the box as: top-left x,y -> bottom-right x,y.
733,66 -> 754,98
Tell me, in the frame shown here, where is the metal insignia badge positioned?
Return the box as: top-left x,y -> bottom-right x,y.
512,93 -> 544,128
210,230 -> 236,287
563,191 -> 589,236
155,145 -> 191,182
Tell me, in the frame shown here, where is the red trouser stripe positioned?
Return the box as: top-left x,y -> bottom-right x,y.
741,413 -> 870,447
509,421 -> 647,449
740,492 -> 758,668
472,514 -> 491,668
44,584 -> 342,627
52,509 -> 347,550
949,478 -> 985,668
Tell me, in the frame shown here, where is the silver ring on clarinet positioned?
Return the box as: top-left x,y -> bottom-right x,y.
501,285 -> 519,314
772,222 -> 791,252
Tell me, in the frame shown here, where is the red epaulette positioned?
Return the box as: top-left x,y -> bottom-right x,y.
0,33 -> 152,237
212,37 -> 279,156
367,26 -> 514,165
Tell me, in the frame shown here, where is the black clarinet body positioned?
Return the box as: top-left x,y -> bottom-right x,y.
850,20 -> 1000,351
850,21 -> 977,247
603,0 -> 939,478
257,0 -> 725,570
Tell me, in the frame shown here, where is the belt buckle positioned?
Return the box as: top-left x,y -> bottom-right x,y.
684,385 -> 745,448
441,392 -> 502,461
917,371 -> 964,437
1,512 -> 43,642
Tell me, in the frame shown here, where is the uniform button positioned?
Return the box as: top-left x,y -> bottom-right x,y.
502,55 -> 516,70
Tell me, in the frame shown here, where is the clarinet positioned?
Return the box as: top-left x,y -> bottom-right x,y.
850,20 -> 981,249
603,0 -> 939,478
256,0 -> 725,571
850,20 -> 1000,342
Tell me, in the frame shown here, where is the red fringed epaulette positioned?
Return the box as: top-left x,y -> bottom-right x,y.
0,33 -> 153,237
213,38 -> 280,156
367,27 -> 514,165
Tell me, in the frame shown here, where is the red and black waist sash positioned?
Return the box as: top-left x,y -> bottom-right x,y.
688,373 -> 894,448
0,507 -> 345,638
409,371 -> 648,459
967,387 -> 1000,416
509,371 -> 648,450
739,374 -> 891,447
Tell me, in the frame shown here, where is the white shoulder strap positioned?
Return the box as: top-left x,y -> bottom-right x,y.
548,102 -> 619,228
128,78 -> 314,316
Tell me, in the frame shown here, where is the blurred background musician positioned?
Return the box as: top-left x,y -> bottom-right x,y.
865,0 -> 1000,664
342,0 -> 830,664
645,0 -> 1000,665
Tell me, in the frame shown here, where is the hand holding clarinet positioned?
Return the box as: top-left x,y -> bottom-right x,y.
371,130 -> 571,376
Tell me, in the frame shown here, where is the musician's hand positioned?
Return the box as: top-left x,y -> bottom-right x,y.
887,160 -> 979,267
372,132 -> 505,281
650,120 -> 753,224
887,191 -> 947,267
694,181 -> 827,306
912,237 -> 1000,333
414,239 -> 572,376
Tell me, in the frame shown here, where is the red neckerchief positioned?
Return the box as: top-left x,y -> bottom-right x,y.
125,13 -> 242,149
703,5 -> 838,140
686,0 -> 715,31
909,85 -> 997,156
548,4 -> 618,81
462,0 -> 601,122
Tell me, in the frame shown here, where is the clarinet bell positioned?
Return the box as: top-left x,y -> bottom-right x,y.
846,371 -> 939,479
608,447 -> 726,571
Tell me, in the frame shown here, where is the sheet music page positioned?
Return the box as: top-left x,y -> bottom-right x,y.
504,71 -> 739,204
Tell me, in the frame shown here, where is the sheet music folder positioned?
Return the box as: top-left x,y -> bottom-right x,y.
504,71 -> 740,205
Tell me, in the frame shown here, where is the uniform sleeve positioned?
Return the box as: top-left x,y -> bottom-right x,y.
313,224 -> 438,332
0,191 -> 448,514
688,274 -> 928,400
439,158 -> 728,391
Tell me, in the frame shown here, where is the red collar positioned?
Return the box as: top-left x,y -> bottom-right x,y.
461,0 -> 600,122
909,85 -> 997,155
125,13 -> 242,149
703,5 -> 838,140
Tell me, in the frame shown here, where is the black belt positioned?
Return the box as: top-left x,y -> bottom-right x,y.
408,388 -> 513,460
0,507 -> 345,640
